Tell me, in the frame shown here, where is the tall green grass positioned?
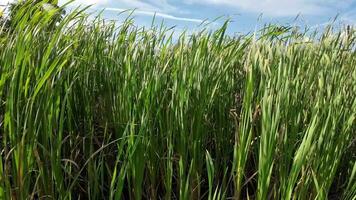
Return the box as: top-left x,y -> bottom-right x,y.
0,1 -> 355,199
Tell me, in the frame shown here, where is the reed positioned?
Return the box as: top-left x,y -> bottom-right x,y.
0,1 -> 355,199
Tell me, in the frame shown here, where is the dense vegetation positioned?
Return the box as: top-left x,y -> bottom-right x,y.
0,1 -> 355,199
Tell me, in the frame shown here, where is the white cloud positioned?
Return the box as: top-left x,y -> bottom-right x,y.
106,7 -> 205,23
0,0 -> 14,6
102,0 -> 178,13
185,0 -> 353,16
145,0 -> 175,11
108,0 -> 161,11
60,0 -> 178,14
59,0 -> 110,7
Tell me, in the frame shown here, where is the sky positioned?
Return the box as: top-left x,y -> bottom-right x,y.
1,0 -> 356,35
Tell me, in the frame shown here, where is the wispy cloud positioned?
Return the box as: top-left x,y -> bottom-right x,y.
144,0 -> 176,12
106,7 -> 206,23
310,10 -> 356,30
59,0 -> 110,7
61,0 -> 180,15
184,0 -> 354,17
340,11 -> 356,25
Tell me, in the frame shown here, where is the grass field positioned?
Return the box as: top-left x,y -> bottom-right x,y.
0,1 -> 355,199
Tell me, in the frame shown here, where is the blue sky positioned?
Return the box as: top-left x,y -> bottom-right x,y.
1,0 -> 356,34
